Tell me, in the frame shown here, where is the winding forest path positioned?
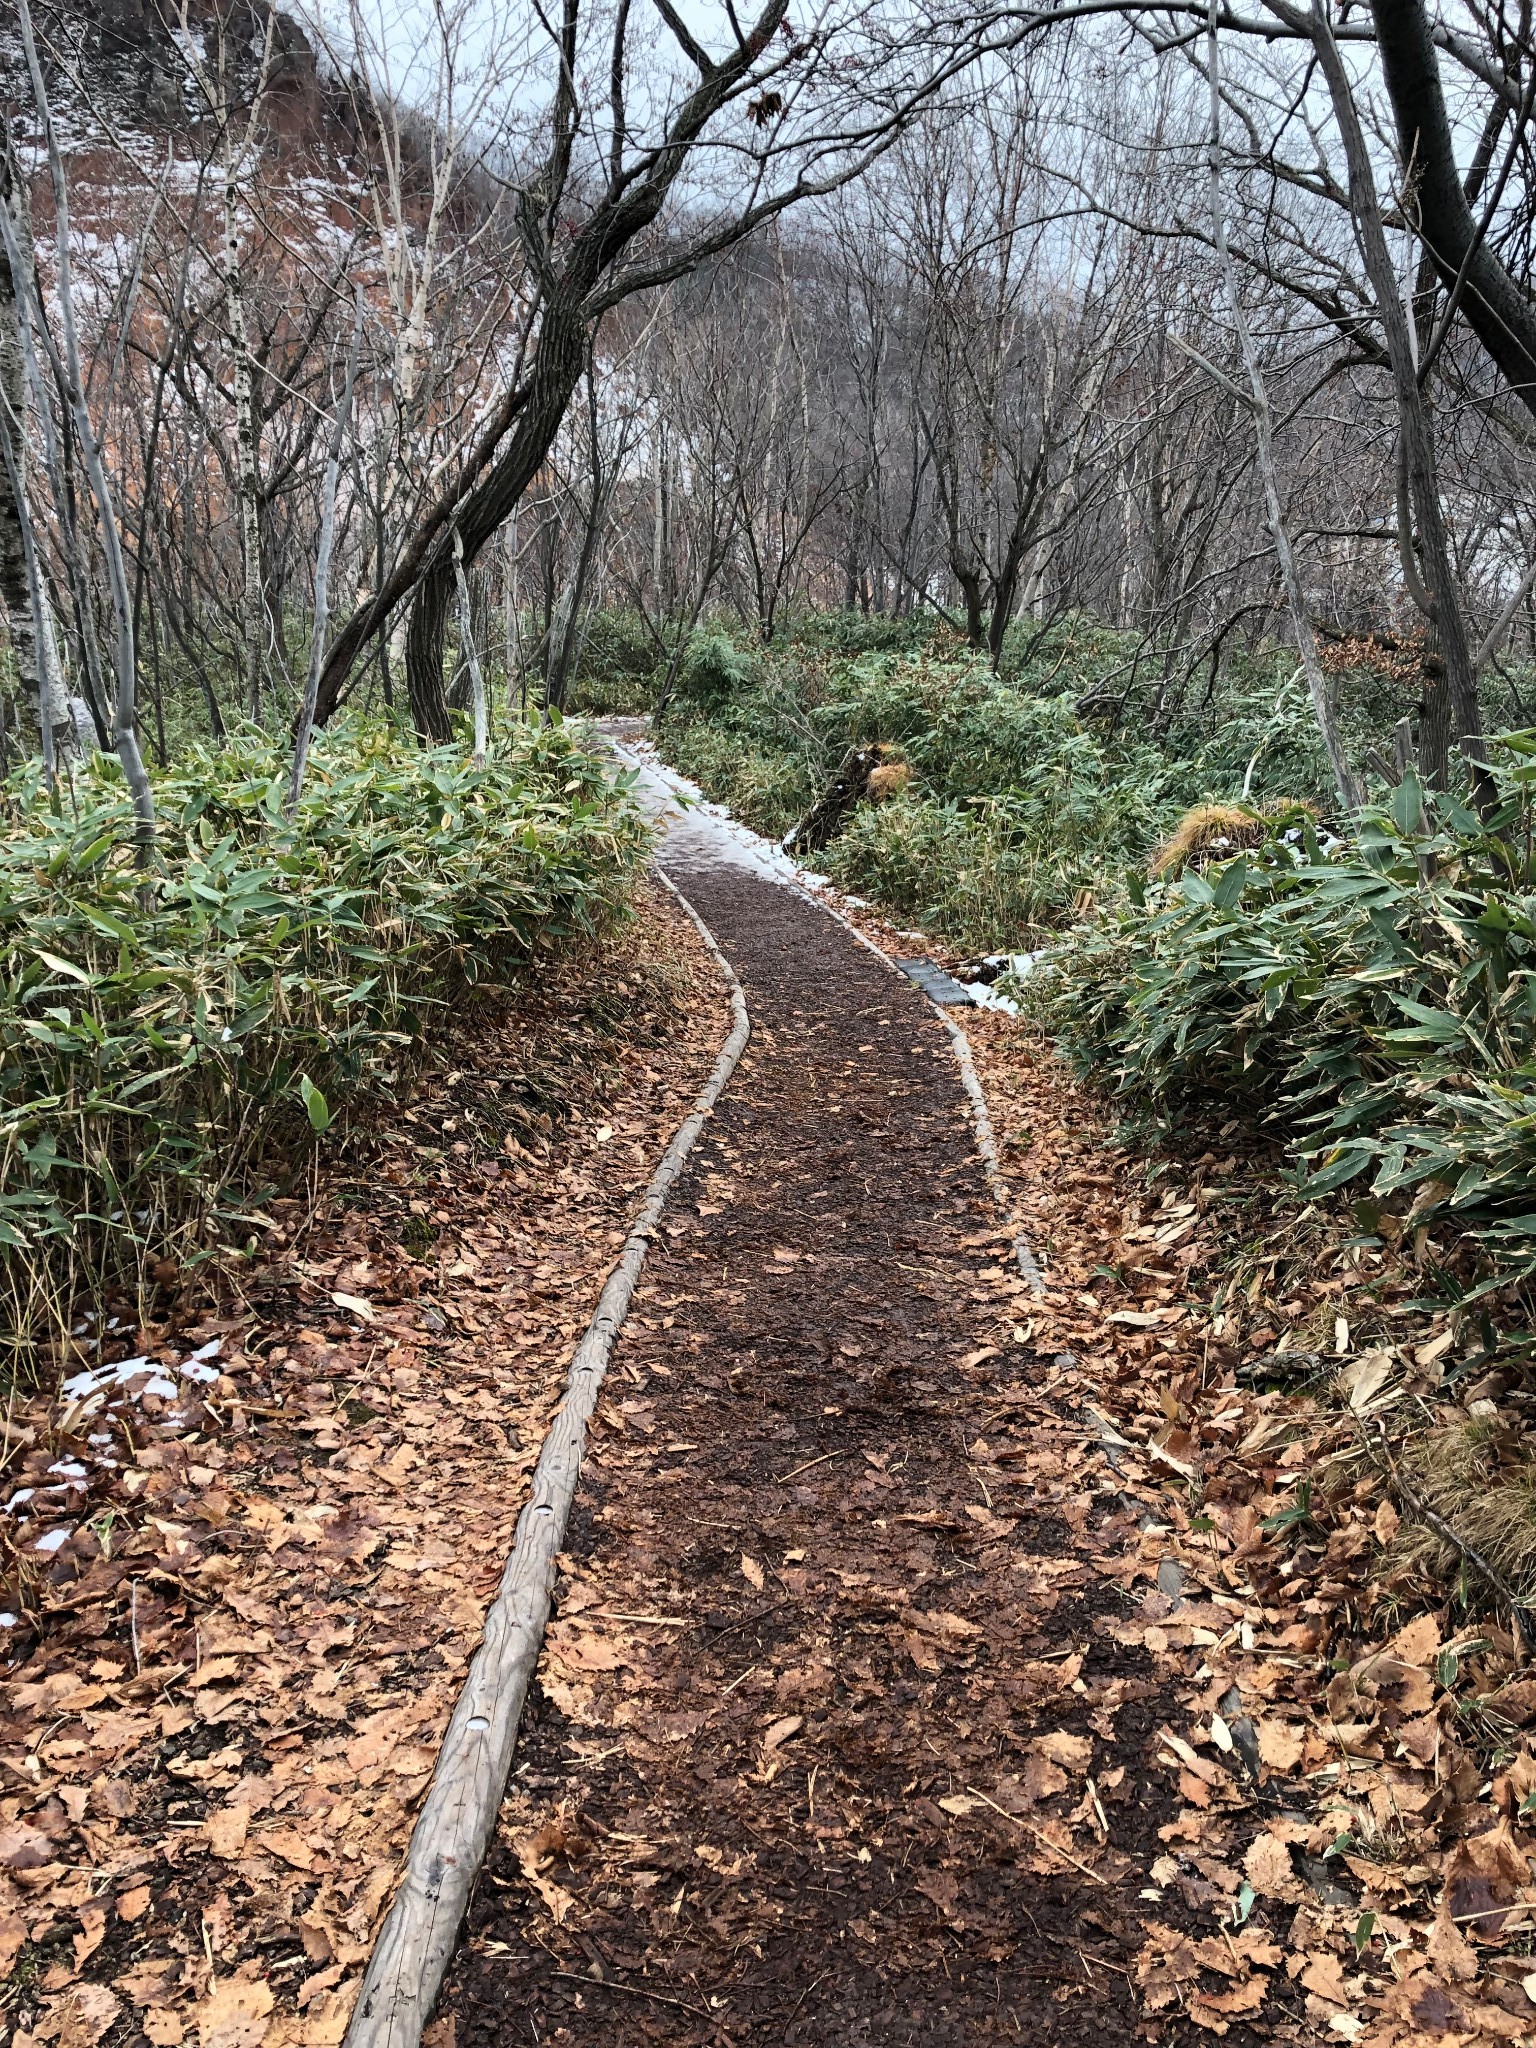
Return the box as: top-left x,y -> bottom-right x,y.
437,753 -> 1181,2047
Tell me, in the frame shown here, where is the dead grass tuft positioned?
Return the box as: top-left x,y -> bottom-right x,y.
1151,798 -> 1320,877
865,758 -> 912,802
1387,1420 -> 1536,1606
1152,803 -> 1267,877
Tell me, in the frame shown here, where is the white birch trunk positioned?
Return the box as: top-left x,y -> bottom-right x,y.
16,0 -> 151,840
224,166 -> 265,723
289,297 -> 363,813
452,531 -> 487,766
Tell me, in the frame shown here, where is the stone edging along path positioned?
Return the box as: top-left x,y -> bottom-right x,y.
343,749 -> 1048,2048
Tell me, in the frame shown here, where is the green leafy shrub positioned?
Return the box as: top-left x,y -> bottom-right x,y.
669,632 -> 760,707
787,611 -> 943,658
1041,751 -> 1536,1294
569,610 -> 664,715
659,636 -> 1192,936
0,716 -> 648,1358
819,794 -> 1085,945
659,648 -> 824,833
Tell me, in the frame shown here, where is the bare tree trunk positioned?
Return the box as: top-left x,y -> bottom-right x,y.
404,292 -> 590,739
1209,2 -> 1362,809
16,0 -> 153,846
503,515 -> 522,718
543,579 -> 578,711
0,149 -> 70,772
351,0 -> 809,731
289,296 -> 362,814
955,563 -> 985,649
651,421 -> 670,613
1288,0 -> 1486,801
453,532 -> 488,764
224,163 -> 265,723
1369,0 -> 1536,420
3,179 -> 112,752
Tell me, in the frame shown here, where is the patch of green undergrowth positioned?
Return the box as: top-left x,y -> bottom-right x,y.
659,636 -> 1192,943
0,715 -> 647,1363
1041,745 -> 1536,1294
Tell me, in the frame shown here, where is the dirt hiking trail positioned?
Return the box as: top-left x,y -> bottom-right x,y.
437,764 -> 1195,2045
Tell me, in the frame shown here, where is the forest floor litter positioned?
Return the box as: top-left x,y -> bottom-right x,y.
0,888 -> 728,2048
0,772 -> 1533,2048
436,764 -> 1536,2048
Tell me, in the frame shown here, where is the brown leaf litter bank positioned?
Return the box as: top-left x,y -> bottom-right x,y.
0,884 -> 729,2048
348,873 -> 749,2048
956,1005 -> 1536,2045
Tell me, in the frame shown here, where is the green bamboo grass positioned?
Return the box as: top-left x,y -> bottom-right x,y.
0,715 -> 648,1365
1044,743 -> 1536,1299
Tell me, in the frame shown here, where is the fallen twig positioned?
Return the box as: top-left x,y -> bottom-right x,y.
549,1971 -> 711,2019
778,1447 -> 848,1482
964,1785 -> 1109,1885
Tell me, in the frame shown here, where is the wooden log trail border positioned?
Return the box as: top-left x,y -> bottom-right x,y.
343,869 -> 750,2048
344,753 -> 1046,2048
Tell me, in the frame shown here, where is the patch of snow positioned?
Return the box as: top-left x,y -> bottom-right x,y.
603,733 -> 1041,1004
34,1529 -> 71,1554
63,1345 -> 217,1402
1002,950 -> 1051,981
961,983 -> 1021,1016
180,1359 -> 220,1384
606,737 -> 832,891
61,1357 -> 149,1398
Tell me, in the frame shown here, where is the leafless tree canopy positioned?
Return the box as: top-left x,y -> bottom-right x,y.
6,0 -> 1536,795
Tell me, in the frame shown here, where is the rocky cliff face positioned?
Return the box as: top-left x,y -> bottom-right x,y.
0,0 -> 331,149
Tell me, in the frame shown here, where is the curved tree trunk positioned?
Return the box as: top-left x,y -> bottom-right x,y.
1369,0 -> 1536,420
402,297 -> 589,738
323,0 -> 792,735
1290,0 -> 1486,799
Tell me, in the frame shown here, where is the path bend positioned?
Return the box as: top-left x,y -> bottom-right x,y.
438,765 -> 1167,2046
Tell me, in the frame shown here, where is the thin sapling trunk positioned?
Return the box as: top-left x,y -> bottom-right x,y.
453,529 -> 488,767
1208,1 -> 1364,810
16,0 -> 153,848
289,295 -> 363,815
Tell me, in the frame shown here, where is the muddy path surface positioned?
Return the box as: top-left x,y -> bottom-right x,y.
437,795 -> 1197,2047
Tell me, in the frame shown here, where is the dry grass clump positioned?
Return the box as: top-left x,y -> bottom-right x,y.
1152,803 -> 1268,876
1386,1420 -> 1536,1607
1151,798 -> 1320,877
865,757 -> 912,802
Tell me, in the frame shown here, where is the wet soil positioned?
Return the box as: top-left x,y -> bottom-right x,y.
438,861 -> 1201,2046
